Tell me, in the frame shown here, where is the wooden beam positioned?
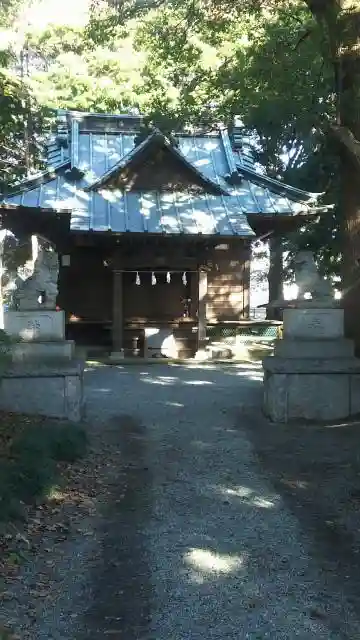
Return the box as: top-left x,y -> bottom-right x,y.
198,269 -> 208,349
112,270 -> 124,353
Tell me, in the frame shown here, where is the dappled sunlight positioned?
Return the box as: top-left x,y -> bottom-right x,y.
141,375 -> 179,386
84,362 -> 113,371
234,370 -> 263,381
46,486 -> 95,512
134,362 -> 264,388
252,496 -> 277,509
170,362 -> 218,371
213,484 -> 280,510
280,479 -> 309,490
184,547 -> 246,584
47,487 -> 68,502
324,421 -> 360,429
248,373 -> 264,382
191,439 -> 213,450
42,483 -> 97,523
163,401 -> 184,408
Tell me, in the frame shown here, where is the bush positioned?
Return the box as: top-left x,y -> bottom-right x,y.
0,329 -> 12,373
0,415 -> 87,522
0,329 -> 11,345
49,422 -> 88,463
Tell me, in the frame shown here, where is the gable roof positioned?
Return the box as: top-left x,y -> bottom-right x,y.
0,110 -> 324,238
84,129 -> 229,195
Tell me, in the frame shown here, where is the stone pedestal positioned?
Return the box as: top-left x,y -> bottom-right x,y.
1,310 -> 84,421
0,361 -> 84,422
263,306 -> 360,422
4,309 -> 65,341
3,310 -> 74,361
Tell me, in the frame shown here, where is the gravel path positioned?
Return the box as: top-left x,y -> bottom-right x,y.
82,362 -> 360,639
2,361 -> 360,638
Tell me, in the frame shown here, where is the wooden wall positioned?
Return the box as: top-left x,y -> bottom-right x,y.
58,247 -> 112,322
123,271 -> 193,322
58,238 -> 251,349
206,242 -> 250,322
58,241 -> 251,324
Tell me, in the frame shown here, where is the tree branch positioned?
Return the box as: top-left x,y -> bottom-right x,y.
294,27 -> 313,50
329,123 -> 360,167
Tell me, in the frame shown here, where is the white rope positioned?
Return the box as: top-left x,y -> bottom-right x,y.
125,269 -> 197,273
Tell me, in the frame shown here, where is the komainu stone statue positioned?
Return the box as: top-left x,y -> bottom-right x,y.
12,240 -> 59,311
293,250 -> 333,300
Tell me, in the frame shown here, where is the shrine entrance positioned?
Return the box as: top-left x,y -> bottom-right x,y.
120,269 -> 198,358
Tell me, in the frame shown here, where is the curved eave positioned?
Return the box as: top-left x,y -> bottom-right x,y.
237,165 -> 323,204
0,203 -> 71,247
3,161 -> 71,197
246,211 -> 314,236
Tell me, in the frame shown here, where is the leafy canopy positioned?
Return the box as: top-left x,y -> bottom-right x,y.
0,0 -> 350,279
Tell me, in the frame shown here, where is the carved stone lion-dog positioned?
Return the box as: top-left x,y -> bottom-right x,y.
292,250 -> 333,300
12,242 -> 59,311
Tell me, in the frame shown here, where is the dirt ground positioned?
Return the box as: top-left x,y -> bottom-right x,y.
244,413 -> 360,623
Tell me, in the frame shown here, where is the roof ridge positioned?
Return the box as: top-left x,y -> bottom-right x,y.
59,108 -> 143,120
84,129 -> 229,196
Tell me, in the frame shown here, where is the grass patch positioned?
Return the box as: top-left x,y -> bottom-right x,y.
0,412 -> 87,523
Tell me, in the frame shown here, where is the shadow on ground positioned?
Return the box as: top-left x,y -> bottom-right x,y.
78,415 -> 152,640
244,412 -> 360,619
80,362 -> 355,638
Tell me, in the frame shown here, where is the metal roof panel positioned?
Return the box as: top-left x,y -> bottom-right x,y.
2,112 -> 321,238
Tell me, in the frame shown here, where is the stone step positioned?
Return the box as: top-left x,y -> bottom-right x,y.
10,340 -> 75,362
274,338 -> 354,359
263,355 -> 360,374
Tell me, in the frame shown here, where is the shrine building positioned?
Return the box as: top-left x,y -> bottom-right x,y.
0,110 -> 320,358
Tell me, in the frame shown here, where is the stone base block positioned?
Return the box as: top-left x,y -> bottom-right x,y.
4,310 -> 65,341
0,361 -> 84,422
274,338 -> 354,359
109,350 -> 125,362
194,348 -> 211,361
283,307 -> 344,340
263,356 -> 360,422
207,344 -> 233,360
10,340 -> 75,362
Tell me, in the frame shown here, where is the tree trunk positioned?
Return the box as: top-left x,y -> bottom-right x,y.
267,235 -> 283,320
304,0 -> 360,345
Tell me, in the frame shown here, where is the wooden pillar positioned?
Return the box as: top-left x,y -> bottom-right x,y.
112,269 -> 124,353
267,235 -> 283,321
242,241 -> 251,318
198,269 -> 207,350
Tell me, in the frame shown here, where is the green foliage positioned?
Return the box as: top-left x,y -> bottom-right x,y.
0,329 -> 12,345
28,24 -> 145,112
49,422 -> 88,463
0,416 -> 87,522
0,330 -> 12,371
0,0 -> 351,281
129,0 -> 341,277
0,78 -> 49,185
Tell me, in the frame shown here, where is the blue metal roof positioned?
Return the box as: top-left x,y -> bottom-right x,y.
1,111 -> 320,237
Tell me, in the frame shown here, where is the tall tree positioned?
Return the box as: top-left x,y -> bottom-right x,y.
0,0 -> 49,189
301,1 -> 360,276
